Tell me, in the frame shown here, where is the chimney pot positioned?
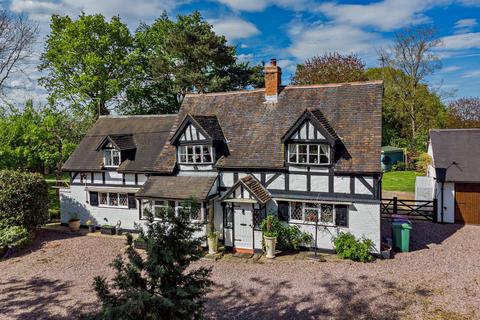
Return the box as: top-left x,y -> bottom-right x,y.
264,57 -> 281,102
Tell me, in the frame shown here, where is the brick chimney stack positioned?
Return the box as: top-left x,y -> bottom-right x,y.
264,58 -> 282,102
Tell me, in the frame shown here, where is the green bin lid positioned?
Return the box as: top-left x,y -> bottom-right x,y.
392,222 -> 412,229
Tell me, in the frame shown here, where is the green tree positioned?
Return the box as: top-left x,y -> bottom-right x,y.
445,97 -> 480,128
39,13 -> 133,117
91,202 -> 212,319
0,101 -> 87,175
292,52 -> 366,85
378,27 -> 442,147
365,67 -> 445,150
119,11 -> 263,115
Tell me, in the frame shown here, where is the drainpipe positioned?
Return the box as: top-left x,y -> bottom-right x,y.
440,181 -> 444,223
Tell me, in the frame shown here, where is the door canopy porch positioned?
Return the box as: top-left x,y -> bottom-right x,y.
221,175 -> 271,205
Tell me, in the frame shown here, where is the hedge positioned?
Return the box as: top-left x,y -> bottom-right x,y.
0,170 -> 50,228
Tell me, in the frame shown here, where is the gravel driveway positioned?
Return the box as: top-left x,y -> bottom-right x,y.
1,221 -> 479,320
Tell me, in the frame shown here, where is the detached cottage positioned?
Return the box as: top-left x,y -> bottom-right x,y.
61,59 -> 383,252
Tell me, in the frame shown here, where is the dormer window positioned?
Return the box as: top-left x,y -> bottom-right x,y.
288,144 -> 330,165
104,145 -> 121,167
178,145 -> 213,164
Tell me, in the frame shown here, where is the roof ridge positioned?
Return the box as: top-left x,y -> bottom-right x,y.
184,80 -> 383,98
430,128 -> 480,132
98,114 -> 177,118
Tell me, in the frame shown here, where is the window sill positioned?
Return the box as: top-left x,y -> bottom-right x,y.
287,162 -> 331,166
289,220 -> 337,227
99,205 -> 129,209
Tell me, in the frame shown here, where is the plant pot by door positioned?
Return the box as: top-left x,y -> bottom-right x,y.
264,236 -> 277,259
208,234 -> 219,254
69,220 -> 80,232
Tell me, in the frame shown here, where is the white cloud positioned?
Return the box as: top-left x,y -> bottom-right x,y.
441,32 -> 480,49
288,23 -> 386,61
10,0 -> 188,23
457,0 -> 480,6
454,18 -> 477,33
236,53 -> 254,62
215,0 -> 311,12
216,0 -> 269,11
315,0 -> 448,31
441,66 -> 461,72
210,17 -> 260,41
461,69 -> 480,77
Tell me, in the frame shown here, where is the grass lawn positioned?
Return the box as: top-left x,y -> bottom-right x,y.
382,170 -> 423,193
44,174 -> 69,221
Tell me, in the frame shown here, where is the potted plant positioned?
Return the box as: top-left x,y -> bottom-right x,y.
101,224 -> 116,235
260,215 -> 279,259
381,242 -> 392,259
206,204 -> 219,254
68,213 -> 81,232
133,236 -> 147,249
86,220 -> 95,233
116,220 -> 123,235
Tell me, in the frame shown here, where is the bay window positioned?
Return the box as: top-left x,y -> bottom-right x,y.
288,144 -> 330,165
178,145 -> 213,164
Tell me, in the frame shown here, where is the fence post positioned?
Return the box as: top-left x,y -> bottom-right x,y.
432,198 -> 438,223
393,197 -> 398,215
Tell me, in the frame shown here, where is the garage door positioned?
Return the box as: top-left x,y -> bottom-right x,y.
455,183 -> 480,224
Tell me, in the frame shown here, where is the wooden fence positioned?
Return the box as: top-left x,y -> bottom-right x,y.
381,197 -> 437,222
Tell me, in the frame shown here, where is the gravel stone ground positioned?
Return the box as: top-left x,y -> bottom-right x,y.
1,221 -> 479,320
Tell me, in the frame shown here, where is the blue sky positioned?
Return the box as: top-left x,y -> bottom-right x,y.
3,0 -> 480,104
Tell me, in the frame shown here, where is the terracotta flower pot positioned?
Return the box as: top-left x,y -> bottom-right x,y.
264,236 -> 277,259
69,220 -> 80,232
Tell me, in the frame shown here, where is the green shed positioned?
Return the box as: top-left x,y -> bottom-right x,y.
381,146 -> 405,172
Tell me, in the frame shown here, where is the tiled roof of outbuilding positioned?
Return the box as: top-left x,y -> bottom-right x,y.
430,129 -> 480,182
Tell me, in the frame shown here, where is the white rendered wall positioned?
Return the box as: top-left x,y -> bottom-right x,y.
435,182 -> 455,223
333,176 -> 349,193
290,202 -> 381,252
60,185 -> 140,230
355,177 -> 373,195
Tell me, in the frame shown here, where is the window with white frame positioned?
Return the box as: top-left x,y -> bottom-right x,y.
104,148 -> 121,167
288,144 -> 330,165
289,202 -> 347,227
178,145 -> 213,164
99,192 -> 128,208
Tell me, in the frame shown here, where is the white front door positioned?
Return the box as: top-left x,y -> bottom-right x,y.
234,204 -> 253,250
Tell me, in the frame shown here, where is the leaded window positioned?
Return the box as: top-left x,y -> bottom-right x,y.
104,148 -> 121,167
178,145 -> 213,164
98,192 -> 128,208
289,202 -> 347,226
287,144 -> 330,165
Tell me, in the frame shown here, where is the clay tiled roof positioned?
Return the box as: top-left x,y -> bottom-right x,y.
154,81 -> 383,173
240,175 -> 272,204
63,115 -> 176,172
136,176 -> 217,200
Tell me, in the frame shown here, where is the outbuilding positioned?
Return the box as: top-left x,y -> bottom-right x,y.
381,146 -> 405,171
427,129 -> 480,224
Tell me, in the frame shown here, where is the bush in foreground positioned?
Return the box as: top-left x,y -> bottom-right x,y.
0,170 -> 49,228
333,232 -> 374,263
0,225 -> 30,256
90,203 -> 212,320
